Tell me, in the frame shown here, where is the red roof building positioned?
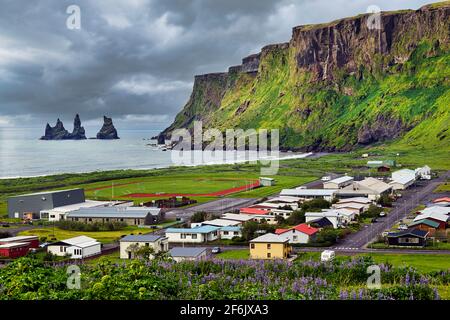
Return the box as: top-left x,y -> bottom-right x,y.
0,242 -> 30,258
240,208 -> 270,215
275,224 -> 319,244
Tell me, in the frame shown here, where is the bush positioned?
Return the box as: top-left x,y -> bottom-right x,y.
56,220 -> 127,231
286,210 -> 305,225
0,231 -> 12,238
190,212 -> 207,223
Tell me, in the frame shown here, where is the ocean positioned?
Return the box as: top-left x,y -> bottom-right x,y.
0,127 -> 308,179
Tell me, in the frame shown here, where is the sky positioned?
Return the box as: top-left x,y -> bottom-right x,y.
0,0 -> 440,132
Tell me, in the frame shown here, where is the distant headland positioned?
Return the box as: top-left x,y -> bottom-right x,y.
40,115 -> 119,140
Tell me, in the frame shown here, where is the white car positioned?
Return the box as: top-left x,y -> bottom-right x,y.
398,224 -> 408,230
321,250 -> 335,262
321,176 -> 331,182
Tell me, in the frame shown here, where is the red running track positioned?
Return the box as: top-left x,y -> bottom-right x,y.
124,181 -> 261,198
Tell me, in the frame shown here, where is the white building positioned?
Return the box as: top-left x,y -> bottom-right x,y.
390,169 -> 416,190
47,236 -> 101,259
305,211 -> 342,229
323,176 -> 354,189
337,178 -> 392,201
119,234 -> 169,259
165,225 -> 220,243
221,213 -> 255,223
169,247 -> 208,262
265,196 -> 300,210
219,226 -> 242,239
40,200 -> 111,221
275,224 -> 319,244
415,165 -> 431,180
201,219 -> 242,227
280,189 -> 337,202
259,177 -> 275,186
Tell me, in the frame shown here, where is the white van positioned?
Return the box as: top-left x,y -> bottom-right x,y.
321,250 -> 335,262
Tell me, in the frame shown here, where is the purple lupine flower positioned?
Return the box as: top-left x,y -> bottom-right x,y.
433,288 -> 440,300
339,289 -> 348,300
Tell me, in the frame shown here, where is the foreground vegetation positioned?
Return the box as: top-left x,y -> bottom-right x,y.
0,256 -> 447,300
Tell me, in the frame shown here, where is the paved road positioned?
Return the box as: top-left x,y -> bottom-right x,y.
334,171 -> 450,250
165,197 -> 259,220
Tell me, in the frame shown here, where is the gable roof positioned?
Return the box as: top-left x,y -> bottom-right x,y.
408,219 -> 440,229
326,176 -> 354,185
278,223 -> 319,236
306,217 -> 333,227
280,189 -> 337,197
250,233 -> 288,243
433,197 -> 450,203
165,225 -> 220,234
336,197 -> 372,204
221,213 -> 254,222
387,229 -> 428,238
240,208 -> 270,215
67,206 -> 161,219
202,219 -> 241,227
414,213 -> 449,223
120,234 -> 166,242
420,206 -> 450,216
169,247 -> 207,258
357,177 -> 392,194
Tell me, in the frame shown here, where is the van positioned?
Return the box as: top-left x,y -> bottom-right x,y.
321,250 -> 335,262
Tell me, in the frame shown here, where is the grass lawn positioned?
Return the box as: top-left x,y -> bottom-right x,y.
434,180 -> 450,193
18,226 -> 154,244
363,253 -> 450,273
216,249 -> 249,260
86,251 -> 123,265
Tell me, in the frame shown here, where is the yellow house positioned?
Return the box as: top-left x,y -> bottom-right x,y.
249,233 -> 291,260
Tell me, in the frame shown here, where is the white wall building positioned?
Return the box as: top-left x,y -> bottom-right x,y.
337,178 -> 392,201
280,189 -> 337,202
390,169 -> 416,190
165,226 -> 220,243
415,165 -> 431,180
47,236 -> 101,259
119,234 -> 169,259
219,226 -> 242,239
323,176 -> 354,189
305,211 -> 343,229
40,200 -> 110,221
275,224 -> 319,244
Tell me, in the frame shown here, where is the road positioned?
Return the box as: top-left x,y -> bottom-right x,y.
334,171 -> 450,250
164,197 -> 259,220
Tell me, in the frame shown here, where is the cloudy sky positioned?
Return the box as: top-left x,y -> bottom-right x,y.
0,0 -> 439,132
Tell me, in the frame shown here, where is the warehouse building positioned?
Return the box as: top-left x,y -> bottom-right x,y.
7,188 -> 86,219
66,207 -> 163,225
323,176 -> 354,189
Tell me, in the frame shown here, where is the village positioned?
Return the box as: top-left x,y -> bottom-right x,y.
1,159 -> 448,264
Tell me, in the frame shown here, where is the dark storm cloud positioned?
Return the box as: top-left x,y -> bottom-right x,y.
0,0 -> 437,129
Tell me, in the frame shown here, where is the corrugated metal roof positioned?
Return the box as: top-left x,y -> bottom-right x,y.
120,234 -> 165,242
250,233 -> 288,243
280,189 -> 337,196
67,206 -> 160,218
169,247 -> 207,257
166,225 -> 220,234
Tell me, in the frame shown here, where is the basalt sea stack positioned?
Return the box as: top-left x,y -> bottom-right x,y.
96,116 -> 119,139
40,114 -> 87,140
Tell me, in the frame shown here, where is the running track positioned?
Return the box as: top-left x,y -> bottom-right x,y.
124,181 -> 260,198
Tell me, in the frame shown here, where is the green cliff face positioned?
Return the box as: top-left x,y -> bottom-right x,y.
162,2 -> 450,151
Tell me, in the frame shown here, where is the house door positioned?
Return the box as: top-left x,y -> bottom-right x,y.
128,252 -> 132,259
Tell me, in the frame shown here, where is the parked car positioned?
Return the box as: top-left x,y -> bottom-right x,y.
321,176 -> 331,181
321,250 -> 335,262
398,224 -> 408,230
211,247 -> 221,254
379,212 -> 386,217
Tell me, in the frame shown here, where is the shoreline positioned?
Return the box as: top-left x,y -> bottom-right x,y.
0,151 -> 322,180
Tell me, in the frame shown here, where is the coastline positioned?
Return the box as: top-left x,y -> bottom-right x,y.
0,151 -> 319,180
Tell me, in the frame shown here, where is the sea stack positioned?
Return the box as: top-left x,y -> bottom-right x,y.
96,116 -> 119,139
40,115 -> 87,140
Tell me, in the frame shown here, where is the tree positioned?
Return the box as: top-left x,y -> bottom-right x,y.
136,246 -> 155,260
301,199 -> 331,211
286,210 -> 305,225
377,194 -> 392,207
190,211 -> 207,223
275,215 -> 285,225
241,221 -> 259,241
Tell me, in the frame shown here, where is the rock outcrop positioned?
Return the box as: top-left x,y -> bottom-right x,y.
40,114 -> 87,140
96,116 -> 119,139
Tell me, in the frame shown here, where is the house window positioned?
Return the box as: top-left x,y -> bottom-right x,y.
267,244 -> 271,249
250,244 -> 255,249
293,236 -> 298,241
267,253 -> 271,258
120,218 -> 124,222
181,234 -> 186,239
106,218 -> 110,222
191,234 -> 197,239
88,218 -> 92,222
224,231 -> 229,235
399,237 -> 420,244
234,232 -> 239,235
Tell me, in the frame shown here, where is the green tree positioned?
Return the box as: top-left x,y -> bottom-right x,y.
190,211 -> 207,223
286,210 -> 305,225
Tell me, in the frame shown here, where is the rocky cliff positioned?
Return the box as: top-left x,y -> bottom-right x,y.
160,2 -> 450,151
96,116 -> 119,139
40,114 -> 87,140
